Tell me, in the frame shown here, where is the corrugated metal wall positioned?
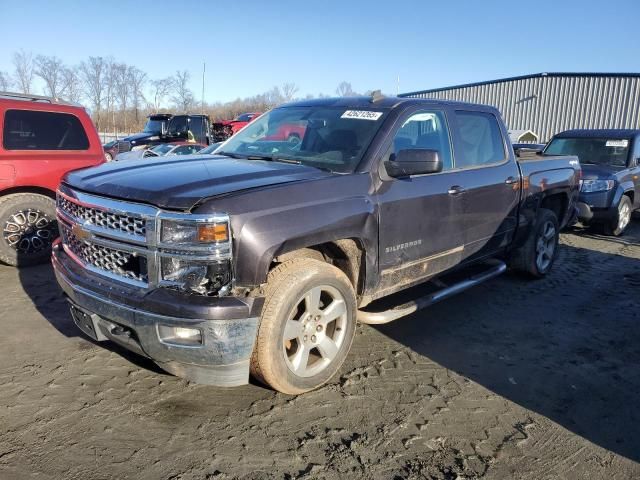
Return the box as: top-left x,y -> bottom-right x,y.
403,75 -> 640,142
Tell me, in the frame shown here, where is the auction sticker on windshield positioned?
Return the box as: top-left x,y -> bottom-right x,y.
341,110 -> 384,121
606,139 -> 629,147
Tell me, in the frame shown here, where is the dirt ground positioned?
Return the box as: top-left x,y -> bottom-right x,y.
1,223 -> 639,480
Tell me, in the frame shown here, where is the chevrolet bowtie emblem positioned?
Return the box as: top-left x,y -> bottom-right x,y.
71,223 -> 91,242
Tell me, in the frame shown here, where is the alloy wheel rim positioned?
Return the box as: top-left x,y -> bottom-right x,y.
535,220 -> 556,271
618,202 -> 631,231
3,209 -> 56,255
282,284 -> 348,378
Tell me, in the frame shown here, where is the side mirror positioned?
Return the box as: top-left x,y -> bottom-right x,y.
385,149 -> 442,177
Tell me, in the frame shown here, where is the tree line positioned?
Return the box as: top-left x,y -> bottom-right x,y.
0,50 -> 365,134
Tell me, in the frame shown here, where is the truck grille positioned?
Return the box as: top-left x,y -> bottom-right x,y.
57,196 -> 146,237
117,140 -> 131,153
60,222 -> 148,283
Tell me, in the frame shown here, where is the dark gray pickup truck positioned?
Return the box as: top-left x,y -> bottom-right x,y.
52,95 -> 580,394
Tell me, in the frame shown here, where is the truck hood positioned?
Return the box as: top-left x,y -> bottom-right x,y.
580,163 -> 623,180
63,155 -> 332,210
123,132 -> 161,144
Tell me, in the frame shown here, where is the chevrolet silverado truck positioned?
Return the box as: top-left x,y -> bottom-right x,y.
52,96 -> 580,394
545,129 -> 640,236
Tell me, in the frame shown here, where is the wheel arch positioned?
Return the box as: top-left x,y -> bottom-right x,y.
0,185 -> 57,200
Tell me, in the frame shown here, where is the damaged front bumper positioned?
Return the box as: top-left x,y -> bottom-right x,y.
52,241 -> 264,386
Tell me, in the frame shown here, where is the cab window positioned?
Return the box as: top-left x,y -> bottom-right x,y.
392,110 -> 453,170
455,111 -> 506,168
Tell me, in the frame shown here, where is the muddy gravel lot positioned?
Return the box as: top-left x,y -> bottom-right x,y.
1,224 -> 640,480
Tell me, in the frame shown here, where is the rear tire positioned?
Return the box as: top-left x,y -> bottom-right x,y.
603,195 -> 632,236
0,193 -> 57,267
250,258 -> 357,394
104,152 -> 113,162
509,208 -> 559,278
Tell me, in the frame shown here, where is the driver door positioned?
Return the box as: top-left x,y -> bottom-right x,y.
376,108 -> 465,296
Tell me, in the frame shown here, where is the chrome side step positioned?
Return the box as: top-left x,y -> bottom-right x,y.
357,259 -> 507,325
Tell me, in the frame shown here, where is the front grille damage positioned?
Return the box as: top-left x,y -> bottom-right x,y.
60,222 -> 148,283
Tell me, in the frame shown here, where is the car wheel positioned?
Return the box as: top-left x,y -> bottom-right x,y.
104,152 -> 113,162
604,195 -> 632,236
0,193 -> 58,267
250,258 -> 357,394
509,208 -> 560,278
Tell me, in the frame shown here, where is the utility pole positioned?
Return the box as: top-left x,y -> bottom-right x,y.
201,61 -> 206,114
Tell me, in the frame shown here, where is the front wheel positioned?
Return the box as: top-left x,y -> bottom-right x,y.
250,258 -> 357,394
0,193 -> 58,267
509,208 -> 560,278
603,195 -> 632,236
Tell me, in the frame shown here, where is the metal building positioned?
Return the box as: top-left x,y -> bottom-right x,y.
400,73 -> 640,142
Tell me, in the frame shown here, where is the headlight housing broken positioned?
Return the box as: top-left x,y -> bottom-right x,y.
158,215 -> 232,296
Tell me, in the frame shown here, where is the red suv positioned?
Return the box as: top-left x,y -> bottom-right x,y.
0,92 -> 104,266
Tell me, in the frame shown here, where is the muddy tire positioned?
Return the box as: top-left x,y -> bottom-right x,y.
603,195 -> 632,237
250,258 -> 357,394
509,208 -> 559,278
0,193 -> 58,267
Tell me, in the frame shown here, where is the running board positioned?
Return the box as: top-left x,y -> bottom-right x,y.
357,259 -> 507,325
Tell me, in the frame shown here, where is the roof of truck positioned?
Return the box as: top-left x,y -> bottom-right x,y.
554,129 -> 640,139
281,95 -> 497,111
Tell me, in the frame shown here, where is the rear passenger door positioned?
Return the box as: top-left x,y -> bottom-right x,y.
449,109 -> 520,261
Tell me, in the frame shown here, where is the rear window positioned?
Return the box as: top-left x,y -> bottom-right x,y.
3,109 -> 89,151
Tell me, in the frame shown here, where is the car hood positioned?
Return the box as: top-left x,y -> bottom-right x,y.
580,163 -> 623,180
63,155 -> 332,210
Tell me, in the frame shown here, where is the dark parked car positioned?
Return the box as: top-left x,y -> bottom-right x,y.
545,129 -> 640,235
102,140 -> 119,161
53,95 -> 580,394
513,142 -> 545,154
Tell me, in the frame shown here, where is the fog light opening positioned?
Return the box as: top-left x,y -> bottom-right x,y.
158,325 -> 203,346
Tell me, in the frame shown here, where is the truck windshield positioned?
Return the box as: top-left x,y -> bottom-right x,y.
217,106 -> 387,173
545,137 -> 630,167
143,119 -> 165,134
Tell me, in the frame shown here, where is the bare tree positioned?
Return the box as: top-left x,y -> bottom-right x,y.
0,71 -> 11,91
336,81 -> 355,97
80,56 -> 106,129
13,50 -> 35,94
102,59 -> 117,134
128,67 -> 147,123
113,63 -> 130,131
281,82 -> 299,102
61,67 -> 82,103
170,70 -> 194,113
150,78 -> 171,111
35,55 -> 67,98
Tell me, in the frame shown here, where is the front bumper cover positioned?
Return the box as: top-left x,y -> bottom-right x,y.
52,243 -> 264,387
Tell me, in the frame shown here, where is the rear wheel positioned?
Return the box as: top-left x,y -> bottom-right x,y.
603,195 -> 632,236
250,258 -> 357,394
509,208 -> 559,278
0,193 -> 58,267
287,134 -> 301,145
104,152 -> 113,162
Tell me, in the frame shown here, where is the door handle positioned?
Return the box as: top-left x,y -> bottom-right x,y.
504,176 -> 518,185
448,185 -> 465,195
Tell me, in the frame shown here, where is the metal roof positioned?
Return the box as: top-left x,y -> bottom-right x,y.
400,72 -> 640,97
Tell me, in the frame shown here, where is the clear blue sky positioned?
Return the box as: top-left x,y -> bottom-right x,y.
1,0 -> 639,102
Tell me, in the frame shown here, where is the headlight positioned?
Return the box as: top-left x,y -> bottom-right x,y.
161,257 -> 231,295
130,144 -> 147,151
580,179 -> 615,193
161,220 -> 229,245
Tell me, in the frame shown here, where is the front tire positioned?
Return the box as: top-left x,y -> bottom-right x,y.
0,193 -> 58,267
509,208 -> 559,278
603,195 -> 632,236
250,258 -> 357,394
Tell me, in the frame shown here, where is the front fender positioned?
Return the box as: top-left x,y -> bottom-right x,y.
234,196 -> 377,287
613,181 -> 635,205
